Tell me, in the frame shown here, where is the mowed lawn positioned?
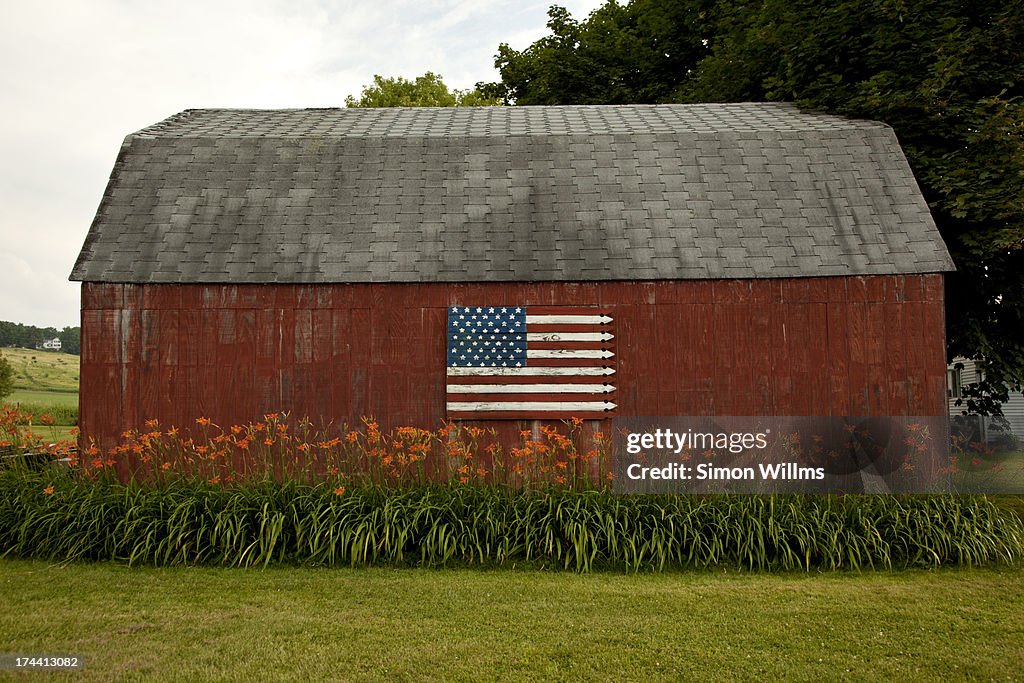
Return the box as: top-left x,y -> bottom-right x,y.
1,560 -> 1021,682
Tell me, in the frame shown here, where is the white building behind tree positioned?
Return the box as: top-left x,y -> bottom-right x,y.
948,357 -> 1024,446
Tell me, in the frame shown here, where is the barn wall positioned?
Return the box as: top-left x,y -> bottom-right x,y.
79,274 -> 948,450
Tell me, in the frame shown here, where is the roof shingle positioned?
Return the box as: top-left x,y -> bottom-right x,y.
70,103 -> 955,284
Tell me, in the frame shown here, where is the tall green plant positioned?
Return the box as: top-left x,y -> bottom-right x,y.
2,468 -> 1020,572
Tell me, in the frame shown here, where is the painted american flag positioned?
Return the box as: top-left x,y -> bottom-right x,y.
446,306 -> 616,420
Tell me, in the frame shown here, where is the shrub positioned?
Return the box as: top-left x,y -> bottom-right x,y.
0,353 -> 12,400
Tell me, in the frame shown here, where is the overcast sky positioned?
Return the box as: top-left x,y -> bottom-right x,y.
1,0 -> 606,329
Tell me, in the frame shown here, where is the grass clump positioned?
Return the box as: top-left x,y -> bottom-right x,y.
1,468 -> 1020,572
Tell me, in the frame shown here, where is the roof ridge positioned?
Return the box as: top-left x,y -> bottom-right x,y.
129,103 -> 886,140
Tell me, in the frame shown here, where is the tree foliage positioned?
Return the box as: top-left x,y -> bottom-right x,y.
346,72 -> 501,108
489,0 -> 1024,411
0,321 -> 80,356
0,354 -> 13,400
486,1 -> 715,105
58,327 -> 80,356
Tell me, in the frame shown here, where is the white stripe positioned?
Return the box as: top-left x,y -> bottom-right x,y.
447,401 -> 617,412
526,314 -> 613,325
448,384 -> 615,394
448,367 -> 615,377
528,349 -> 614,359
526,332 -> 614,342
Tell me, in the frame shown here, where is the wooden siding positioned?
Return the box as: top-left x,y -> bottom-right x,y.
79,274 -> 948,450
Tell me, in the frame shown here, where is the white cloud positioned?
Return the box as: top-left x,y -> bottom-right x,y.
0,0 -> 606,328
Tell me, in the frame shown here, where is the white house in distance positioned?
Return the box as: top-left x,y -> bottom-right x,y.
40,337 -> 61,351
948,357 -> 1024,444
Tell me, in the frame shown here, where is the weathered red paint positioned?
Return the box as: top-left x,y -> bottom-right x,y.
78,275 -> 949,452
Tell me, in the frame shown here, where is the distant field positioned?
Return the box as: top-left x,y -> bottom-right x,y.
6,389 -> 78,406
1,348 -> 79,427
0,347 -> 79,393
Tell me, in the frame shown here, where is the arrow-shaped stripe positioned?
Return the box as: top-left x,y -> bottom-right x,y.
447,401 -> 617,412
528,349 -> 615,359
448,384 -> 615,394
526,315 -> 613,325
447,367 -> 616,377
526,332 -> 614,342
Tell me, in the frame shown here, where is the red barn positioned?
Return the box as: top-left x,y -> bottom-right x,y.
70,104 -> 954,450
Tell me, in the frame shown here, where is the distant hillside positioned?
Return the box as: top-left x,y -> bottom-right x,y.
0,321 -> 79,355
0,347 -> 79,394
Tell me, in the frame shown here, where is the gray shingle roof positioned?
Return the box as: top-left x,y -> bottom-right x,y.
70,103 -> 954,283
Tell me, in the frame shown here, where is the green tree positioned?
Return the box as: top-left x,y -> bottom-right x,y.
486,1 -> 714,105
490,0 -> 1024,412
58,327 -> 81,356
346,72 -> 501,108
0,353 -> 13,401
0,320 -> 70,351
